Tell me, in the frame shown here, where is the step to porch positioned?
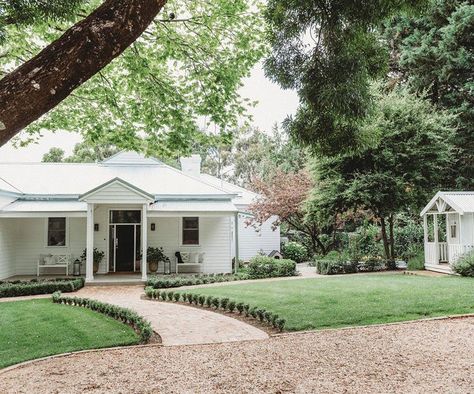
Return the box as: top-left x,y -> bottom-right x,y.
88,274 -> 146,286
424,263 -> 453,274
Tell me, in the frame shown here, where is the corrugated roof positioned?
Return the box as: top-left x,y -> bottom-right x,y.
420,192 -> 474,216
150,200 -> 237,212
0,153 -> 231,197
0,200 -> 87,213
199,174 -> 258,206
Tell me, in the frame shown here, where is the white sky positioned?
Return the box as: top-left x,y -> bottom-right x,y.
0,63 -> 299,162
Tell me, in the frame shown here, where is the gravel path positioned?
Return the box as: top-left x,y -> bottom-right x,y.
1,317 -> 473,393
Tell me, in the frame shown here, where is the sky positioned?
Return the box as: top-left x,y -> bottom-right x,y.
0,63 -> 299,163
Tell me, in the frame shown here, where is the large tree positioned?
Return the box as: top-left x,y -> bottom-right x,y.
42,141 -> 119,163
309,86 -> 455,262
384,0 -> 474,189
0,0 -> 265,154
263,0 -> 428,154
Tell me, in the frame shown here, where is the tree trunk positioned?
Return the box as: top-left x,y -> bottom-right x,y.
380,217 -> 391,260
0,0 -> 167,147
388,214 -> 395,260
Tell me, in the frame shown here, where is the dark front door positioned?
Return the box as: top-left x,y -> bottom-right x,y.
116,225 -> 135,272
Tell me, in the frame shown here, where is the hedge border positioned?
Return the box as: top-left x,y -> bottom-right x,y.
144,287 -> 286,332
145,273 -> 250,289
0,278 -> 85,298
52,292 -> 153,343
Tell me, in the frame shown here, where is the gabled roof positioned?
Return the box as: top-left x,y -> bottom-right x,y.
79,178 -> 155,202
102,151 -> 162,166
420,191 -> 474,216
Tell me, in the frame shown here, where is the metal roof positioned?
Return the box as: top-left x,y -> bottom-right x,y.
199,174 -> 258,206
150,200 -> 237,213
0,200 -> 87,213
420,192 -> 474,216
0,152 -> 232,197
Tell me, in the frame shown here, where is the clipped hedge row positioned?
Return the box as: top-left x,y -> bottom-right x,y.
145,287 -> 286,332
247,256 -> 297,279
0,278 -> 85,298
315,259 -> 386,275
146,273 -> 250,289
52,291 -> 153,343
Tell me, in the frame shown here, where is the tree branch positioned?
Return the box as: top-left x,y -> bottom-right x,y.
0,0 -> 167,147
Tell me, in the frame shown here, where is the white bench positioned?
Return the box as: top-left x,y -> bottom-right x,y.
175,252 -> 204,274
37,254 -> 71,276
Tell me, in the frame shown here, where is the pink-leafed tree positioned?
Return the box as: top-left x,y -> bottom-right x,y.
247,169 -> 327,254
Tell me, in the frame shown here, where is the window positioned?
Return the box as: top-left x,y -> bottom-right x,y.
110,210 -> 141,224
182,217 -> 199,245
47,218 -> 66,247
450,224 -> 457,238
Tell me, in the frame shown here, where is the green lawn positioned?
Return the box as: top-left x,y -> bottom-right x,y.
0,299 -> 139,368
177,274 -> 474,331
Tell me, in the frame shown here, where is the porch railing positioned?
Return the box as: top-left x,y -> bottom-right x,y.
424,242 -> 437,264
438,242 -> 448,262
448,244 -> 474,264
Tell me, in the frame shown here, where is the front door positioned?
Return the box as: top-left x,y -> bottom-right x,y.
115,225 -> 135,272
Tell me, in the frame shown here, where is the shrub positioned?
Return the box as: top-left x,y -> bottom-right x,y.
360,258 -> 385,272
198,295 -> 206,306
275,318 -> 286,332
247,256 -> 297,279
243,304 -> 250,317
228,300 -> 236,313
211,297 -> 219,309
52,292 -> 152,343
173,293 -> 181,302
220,297 -> 229,310
407,251 -> 425,271
453,252 -> 474,277
236,302 -> 245,314
205,295 -> 213,307
0,278 -> 84,298
282,242 -> 308,263
167,291 -> 174,301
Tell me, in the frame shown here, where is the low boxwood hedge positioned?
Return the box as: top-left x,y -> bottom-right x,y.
146,273 -> 250,289
0,277 -> 85,298
52,292 -> 153,343
247,256 -> 297,279
145,287 -> 286,331
315,259 -> 386,275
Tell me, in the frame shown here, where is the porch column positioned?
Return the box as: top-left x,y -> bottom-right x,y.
234,212 -> 239,274
423,214 -> 428,243
141,204 -> 148,281
86,203 -> 94,282
433,214 -> 439,263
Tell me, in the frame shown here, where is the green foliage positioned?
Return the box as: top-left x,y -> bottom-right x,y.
264,0 -> 427,153
52,293 -> 153,343
146,247 -> 170,264
1,0 -> 267,157
0,0 -> 87,43
42,141 -> 119,163
247,256 -> 297,279
0,278 -> 84,298
407,252 -> 425,271
348,224 -> 382,261
384,0 -> 474,188
453,253 -> 474,277
310,86 -> 455,260
80,248 -> 105,264
282,242 -> 308,263
393,216 -> 424,260
145,272 -> 250,289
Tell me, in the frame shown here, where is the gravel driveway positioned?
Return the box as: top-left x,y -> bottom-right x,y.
1,317 -> 473,393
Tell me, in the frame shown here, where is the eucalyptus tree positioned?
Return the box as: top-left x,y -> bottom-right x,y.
0,0 -> 266,156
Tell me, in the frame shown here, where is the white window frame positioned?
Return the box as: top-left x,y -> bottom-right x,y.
44,217 -> 69,248
181,217 -> 200,247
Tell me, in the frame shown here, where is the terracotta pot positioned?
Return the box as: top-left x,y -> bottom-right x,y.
149,260 -> 159,273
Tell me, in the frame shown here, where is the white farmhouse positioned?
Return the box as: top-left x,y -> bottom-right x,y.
421,191 -> 474,273
0,152 -> 280,283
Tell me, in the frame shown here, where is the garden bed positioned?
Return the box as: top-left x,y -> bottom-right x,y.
0,277 -> 84,298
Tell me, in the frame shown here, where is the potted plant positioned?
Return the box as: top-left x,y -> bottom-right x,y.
80,248 -> 105,274
147,247 -> 169,273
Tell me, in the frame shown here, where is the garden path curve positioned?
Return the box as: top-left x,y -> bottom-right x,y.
75,286 -> 269,346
